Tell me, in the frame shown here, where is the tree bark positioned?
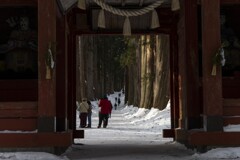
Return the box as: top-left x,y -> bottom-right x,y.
79,36 -> 87,99
142,35 -> 154,109
139,35 -> 147,108
153,34 -> 170,110
133,36 -> 141,107
86,36 -> 94,100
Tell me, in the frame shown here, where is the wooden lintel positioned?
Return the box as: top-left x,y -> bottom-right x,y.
0,102 -> 38,118
189,131 -> 240,146
221,0 -> 240,4
0,118 -> 37,130
0,0 -> 37,7
198,0 -> 240,4
0,132 -> 72,147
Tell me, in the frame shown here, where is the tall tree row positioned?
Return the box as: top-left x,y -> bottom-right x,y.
76,34 -> 170,110
76,35 -> 126,101
76,36 -> 94,101
123,34 -> 170,110
152,35 -> 170,110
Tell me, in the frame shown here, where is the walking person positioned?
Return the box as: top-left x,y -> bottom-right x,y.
77,98 -> 89,128
117,98 -> 121,106
98,95 -> 112,128
86,100 -> 92,128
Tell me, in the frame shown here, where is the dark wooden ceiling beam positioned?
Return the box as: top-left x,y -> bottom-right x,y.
221,0 -> 240,4
198,0 -> 240,4
0,0 -> 37,7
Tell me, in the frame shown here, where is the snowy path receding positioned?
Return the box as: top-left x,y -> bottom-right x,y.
76,109 -> 171,145
64,108 -> 195,160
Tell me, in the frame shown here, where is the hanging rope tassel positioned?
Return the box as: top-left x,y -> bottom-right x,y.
98,9 -> 106,28
151,9 -> 160,29
123,17 -> 131,36
78,0 -> 86,10
171,0 -> 180,11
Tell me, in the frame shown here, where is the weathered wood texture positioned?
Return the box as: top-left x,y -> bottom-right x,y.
184,0 -> 201,129
56,7 -> 68,131
198,0 -> 240,4
67,15 -> 77,132
189,131 -> 240,146
201,0 -> 222,116
0,0 -> 37,6
223,98 -> 240,126
0,102 -> 37,118
38,0 -> 56,116
170,26 -> 179,130
0,132 -> 72,147
0,80 -> 37,101
177,0 -> 200,129
0,119 -> 37,130
221,0 -> 240,4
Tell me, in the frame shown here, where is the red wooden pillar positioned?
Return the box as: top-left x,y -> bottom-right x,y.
201,0 -> 223,131
184,0 -> 201,130
38,0 -> 56,132
177,0 -> 200,130
56,8 -> 67,132
170,27 -> 179,130
177,0 -> 186,130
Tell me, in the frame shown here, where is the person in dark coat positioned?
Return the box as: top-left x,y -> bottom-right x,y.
117,98 -> 121,106
86,100 -> 92,128
98,96 -> 112,128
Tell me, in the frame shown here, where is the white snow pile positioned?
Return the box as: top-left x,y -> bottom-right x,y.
122,101 -> 171,133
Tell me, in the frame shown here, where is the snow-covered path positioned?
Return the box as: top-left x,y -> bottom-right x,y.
76,109 -> 170,145
63,99 -> 240,160
1,93 -> 240,159
64,107 -> 195,160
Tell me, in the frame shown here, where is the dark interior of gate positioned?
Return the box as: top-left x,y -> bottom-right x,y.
1,0 -> 240,151
0,6 -> 38,130
0,0 -> 71,151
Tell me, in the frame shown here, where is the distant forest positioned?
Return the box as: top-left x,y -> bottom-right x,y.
76,34 -> 169,110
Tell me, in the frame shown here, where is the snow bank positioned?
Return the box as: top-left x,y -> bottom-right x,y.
193,147 -> 240,159
120,101 -> 171,132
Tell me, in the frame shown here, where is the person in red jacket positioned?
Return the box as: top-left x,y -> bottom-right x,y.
98,95 -> 112,128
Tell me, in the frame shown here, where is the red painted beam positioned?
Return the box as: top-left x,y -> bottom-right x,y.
189,131 -> 240,146
0,118 -> 37,130
0,0 -> 37,6
221,0 -> 240,4
0,132 -> 72,147
198,0 -> 240,4
0,102 -> 37,118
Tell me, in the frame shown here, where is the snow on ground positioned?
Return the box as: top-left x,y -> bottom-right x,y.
1,91 -> 240,159
0,152 -> 68,160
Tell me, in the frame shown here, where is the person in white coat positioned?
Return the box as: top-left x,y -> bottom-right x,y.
77,98 -> 89,128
